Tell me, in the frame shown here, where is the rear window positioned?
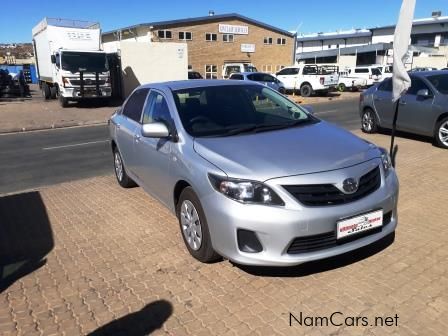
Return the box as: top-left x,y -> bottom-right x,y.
427,74 -> 448,94
230,74 -> 244,80
355,68 -> 369,73
372,68 -> 382,76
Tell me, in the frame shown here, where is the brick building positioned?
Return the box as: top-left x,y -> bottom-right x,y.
102,13 -> 296,79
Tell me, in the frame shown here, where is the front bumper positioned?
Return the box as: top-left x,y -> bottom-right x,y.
202,159 -> 399,266
61,86 -> 112,99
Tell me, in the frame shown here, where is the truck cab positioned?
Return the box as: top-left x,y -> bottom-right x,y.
222,63 -> 257,79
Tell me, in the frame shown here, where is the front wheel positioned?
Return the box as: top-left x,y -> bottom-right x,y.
41,83 -> 50,100
278,87 -> 286,94
337,83 -> 346,92
177,187 -> 220,263
59,96 -> 69,107
113,147 -> 136,188
361,108 -> 378,133
435,117 -> 448,149
300,84 -> 313,97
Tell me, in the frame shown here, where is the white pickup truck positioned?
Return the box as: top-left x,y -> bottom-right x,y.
337,71 -> 367,92
275,65 -> 338,97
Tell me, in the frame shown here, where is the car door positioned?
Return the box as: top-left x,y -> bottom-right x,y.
116,88 -> 150,175
396,77 -> 435,135
276,68 -> 299,89
372,78 -> 394,128
133,90 -> 173,204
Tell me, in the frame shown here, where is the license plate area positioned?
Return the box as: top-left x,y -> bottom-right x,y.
337,209 -> 383,239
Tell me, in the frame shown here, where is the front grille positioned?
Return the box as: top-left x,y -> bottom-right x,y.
283,166 -> 381,207
286,210 -> 393,254
70,79 -> 106,86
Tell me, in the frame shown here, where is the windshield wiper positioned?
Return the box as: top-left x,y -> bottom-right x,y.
220,120 -> 313,136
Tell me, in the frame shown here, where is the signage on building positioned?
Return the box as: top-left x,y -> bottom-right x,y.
67,31 -> 92,40
219,24 -> 249,35
241,43 -> 255,53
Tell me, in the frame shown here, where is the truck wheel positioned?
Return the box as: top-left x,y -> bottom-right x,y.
50,86 -> 57,99
59,96 -> 69,108
337,83 -> 346,92
41,83 -> 50,100
300,84 -> 313,97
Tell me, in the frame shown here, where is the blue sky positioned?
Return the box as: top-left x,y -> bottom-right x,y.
1,0 -> 447,43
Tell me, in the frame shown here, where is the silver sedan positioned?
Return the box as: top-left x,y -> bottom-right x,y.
110,80 -> 398,266
359,71 -> 448,149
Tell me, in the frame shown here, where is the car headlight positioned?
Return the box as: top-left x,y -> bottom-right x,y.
379,147 -> 392,177
208,174 -> 284,206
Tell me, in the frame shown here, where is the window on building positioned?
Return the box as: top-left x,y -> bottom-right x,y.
205,64 -> 218,79
179,32 -> 192,40
411,33 -> 436,47
275,65 -> 285,72
205,33 -> 217,41
336,44 -> 339,48
158,30 -> 172,39
328,45 -> 332,49
223,34 -> 234,42
264,37 -> 273,45
262,65 -> 273,73
277,38 -> 286,45
188,65 -> 193,70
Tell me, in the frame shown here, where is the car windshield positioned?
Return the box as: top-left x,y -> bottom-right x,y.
244,65 -> 257,72
61,51 -> 108,72
173,84 -> 315,137
427,74 -> 448,94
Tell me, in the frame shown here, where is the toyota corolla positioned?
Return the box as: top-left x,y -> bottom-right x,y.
109,80 -> 399,266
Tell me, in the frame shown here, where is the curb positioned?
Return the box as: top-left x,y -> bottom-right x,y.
0,120 -> 108,134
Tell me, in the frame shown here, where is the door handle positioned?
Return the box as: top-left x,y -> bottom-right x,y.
134,134 -> 141,142
399,101 -> 407,105
116,123 -> 121,129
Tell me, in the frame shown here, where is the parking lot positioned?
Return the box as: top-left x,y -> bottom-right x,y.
1,127 -> 447,335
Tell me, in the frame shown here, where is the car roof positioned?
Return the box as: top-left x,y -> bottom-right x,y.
409,70 -> 448,77
139,79 -> 257,91
230,72 -> 273,76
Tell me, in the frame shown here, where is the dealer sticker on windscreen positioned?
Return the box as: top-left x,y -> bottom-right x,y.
337,210 -> 383,239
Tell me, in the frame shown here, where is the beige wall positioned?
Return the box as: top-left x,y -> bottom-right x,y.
412,55 -> 447,69
119,41 -> 188,97
338,55 -> 357,69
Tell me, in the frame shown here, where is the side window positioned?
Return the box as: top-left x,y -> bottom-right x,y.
407,78 -> 430,95
55,53 -> 60,68
230,74 -> 244,80
142,91 -> 172,125
276,68 -> 290,76
378,79 -> 392,92
247,74 -> 263,81
122,88 -> 150,122
290,68 -> 300,75
355,68 -> 369,73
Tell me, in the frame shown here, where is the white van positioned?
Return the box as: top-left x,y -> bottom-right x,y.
347,66 -> 382,86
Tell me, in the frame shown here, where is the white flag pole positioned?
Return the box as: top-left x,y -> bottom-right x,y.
390,0 -> 416,165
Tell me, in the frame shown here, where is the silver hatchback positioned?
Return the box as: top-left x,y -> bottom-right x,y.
110,80 -> 399,266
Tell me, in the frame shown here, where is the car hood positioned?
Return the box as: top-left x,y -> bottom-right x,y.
193,121 -> 380,181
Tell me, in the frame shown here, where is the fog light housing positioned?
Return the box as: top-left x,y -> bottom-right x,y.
237,229 -> 263,253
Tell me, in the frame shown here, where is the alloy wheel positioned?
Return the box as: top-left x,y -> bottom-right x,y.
362,111 -> 374,132
114,152 -> 123,182
438,121 -> 448,147
180,200 -> 202,251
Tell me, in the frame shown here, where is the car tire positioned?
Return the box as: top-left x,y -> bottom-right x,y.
59,96 -> 69,107
41,83 -> 50,100
361,108 -> 379,134
434,117 -> 448,149
50,86 -> 57,99
278,87 -> 286,94
113,147 -> 136,188
337,83 -> 346,92
300,84 -> 313,97
177,187 -> 221,263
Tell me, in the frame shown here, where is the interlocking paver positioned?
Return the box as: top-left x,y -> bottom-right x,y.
1,130 -> 447,335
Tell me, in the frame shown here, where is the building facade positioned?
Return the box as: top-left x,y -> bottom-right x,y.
296,14 -> 448,69
103,13 -> 296,79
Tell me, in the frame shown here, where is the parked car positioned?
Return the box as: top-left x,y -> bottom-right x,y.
348,66 -> 382,86
229,72 -> 286,93
409,67 -> 438,72
337,71 -> 367,92
188,71 -> 203,79
275,64 -> 338,97
360,71 -> 448,149
110,80 -> 399,266
222,63 -> 257,79
375,65 -> 393,79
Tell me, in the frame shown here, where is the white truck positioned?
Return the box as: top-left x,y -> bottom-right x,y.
337,71 -> 368,92
275,64 -> 338,97
32,18 -> 111,107
222,62 -> 257,79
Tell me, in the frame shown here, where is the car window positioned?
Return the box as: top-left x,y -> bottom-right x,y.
407,77 -> 431,95
142,91 -> 172,125
261,74 -> 276,82
378,79 -> 392,92
427,74 -> 448,94
371,68 -> 382,76
355,68 -> 369,73
303,66 -> 317,75
276,68 -> 299,76
230,74 -> 244,80
122,88 -> 150,122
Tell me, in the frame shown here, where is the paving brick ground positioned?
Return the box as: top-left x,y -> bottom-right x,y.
1,131 -> 447,335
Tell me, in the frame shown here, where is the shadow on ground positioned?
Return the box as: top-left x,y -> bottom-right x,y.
378,128 -> 435,146
88,300 -> 173,336
0,191 -> 54,292
237,232 -> 395,277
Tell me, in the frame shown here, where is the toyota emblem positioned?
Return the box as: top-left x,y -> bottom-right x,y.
342,178 -> 359,194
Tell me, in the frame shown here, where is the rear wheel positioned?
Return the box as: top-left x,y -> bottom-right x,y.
300,84 -> 313,97
113,147 -> 136,188
337,83 -> 346,92
59,96 -> 69,107
41,82 -> 50,100
278,87 -> 286,94
177,187 -> 220,263
435,117 -> 448,149
50,86 -> 57,99
361,108 -> 378,133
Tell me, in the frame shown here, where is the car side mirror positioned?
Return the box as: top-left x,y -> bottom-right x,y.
416,89 -> 432,99
302,105 -> 314,115
51,55 -> 56,64
141,122 -> 170,138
